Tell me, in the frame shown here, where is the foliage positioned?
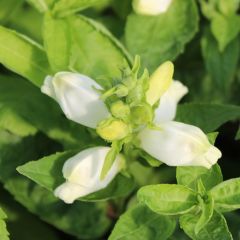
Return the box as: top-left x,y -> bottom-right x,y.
0,0 -> 240,239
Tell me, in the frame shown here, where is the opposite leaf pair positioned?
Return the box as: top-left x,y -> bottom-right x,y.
115,166 -> 239,240
41,59 -> 221,204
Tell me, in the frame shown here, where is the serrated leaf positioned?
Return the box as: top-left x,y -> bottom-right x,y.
176,103 -> 240,133
180,211 -> 233,240
210,178 -> 240,212
17,150 -> 135,201
109,204 -> 176,240
0,26 -> 51,87
43,14 -> 132,88
125,0 -> 198,72
176,164 -> 223,191
137,184 -> 197,215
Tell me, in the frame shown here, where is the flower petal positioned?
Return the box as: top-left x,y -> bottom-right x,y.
133,0 -> 173,16
139,121 -> 221,168
154,80 -> 188,123
41,72 -> 109,128
54,147 -> 124,204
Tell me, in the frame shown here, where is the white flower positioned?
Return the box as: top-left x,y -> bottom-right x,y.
41,72 -> 109,128
139,75 -> 221,168
154,80 -> 188,123
41,65 -> 222,204
133,0 -> 173,16
139,121 -> 222,168
54,147 -> 124,204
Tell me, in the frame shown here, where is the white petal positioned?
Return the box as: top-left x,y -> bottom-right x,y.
54,147 -> 124,204
139,121 -> 222,168
41,72 -> 109,128
133,0 -> 173,16
154,80 -> 188,123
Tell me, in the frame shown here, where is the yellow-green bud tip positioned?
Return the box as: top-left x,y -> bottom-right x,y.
97,119 -> 130,141
146,61 -> 174,106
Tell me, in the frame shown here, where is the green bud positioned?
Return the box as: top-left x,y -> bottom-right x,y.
130,104 -> 153,125
97,118 -> 130,141
116,84 -> 129,97
146,61 -> 174,106
110,101 -> 130,119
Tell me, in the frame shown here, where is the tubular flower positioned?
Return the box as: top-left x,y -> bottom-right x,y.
41,57 -> 222,203
133,0 -> 173,16
41,72 -> 109,128
139,121 -> 221,168
54,147 -> 124,204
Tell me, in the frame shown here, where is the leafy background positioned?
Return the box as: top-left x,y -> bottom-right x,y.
0,0 -> 240,239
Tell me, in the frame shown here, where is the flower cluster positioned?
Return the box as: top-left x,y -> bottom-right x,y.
41,57 -> 221,204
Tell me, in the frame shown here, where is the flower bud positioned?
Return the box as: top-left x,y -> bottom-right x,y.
54,147 -> 124,204
154,80 -> 188,123
133,0 -> 173,16
146,61 -> 174,106
41,72 -> 109,128
97,119 -> 130,141
110,101 -> 130,119
130,104 -> 153,125
138,121 -> 222,168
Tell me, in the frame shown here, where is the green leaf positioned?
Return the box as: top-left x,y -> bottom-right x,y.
0,188 -> 59,240
125,0 -> 198,72
0,208 -> 9,240
207,132 -> 219,145
109,204 -> 176,240
17,150 -> 135,201
0,26 -> 51,87
195,193 -> 214,234
0,133 -> 111,239
180,211 -> 233,240
27,0 -> 55,13
176,103 -> 240,133
137,184 -> 197,215
43,13 -> 70,72
210,178 -> 240,212
43,14 -> 132,88
201,29 -> 239,92
0,74 -> 92,148
8,3 -> 43,43
0,0 -> 24,24
218,0 -> 240,16
211,13 -> 240,51
52,0 -> 107,17
0,107 -> 37,137
176,164 -> 223,191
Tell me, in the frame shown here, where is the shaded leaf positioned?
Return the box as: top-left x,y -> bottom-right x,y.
125,0 -> 198,71
176,103 -> 240,133
109,204 -> 176,240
